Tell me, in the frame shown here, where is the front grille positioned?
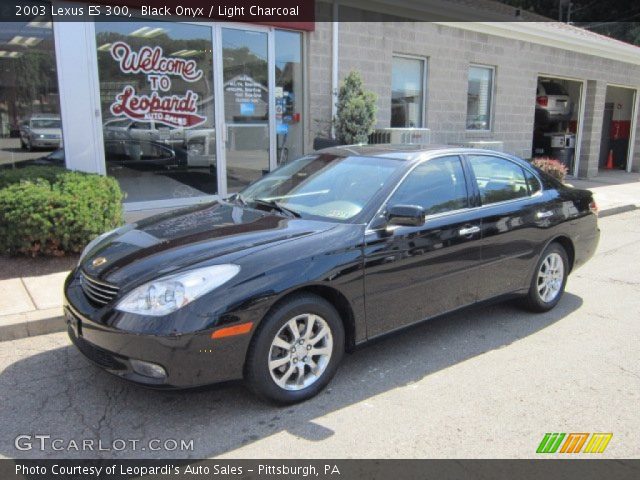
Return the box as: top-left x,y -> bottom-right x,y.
68,327 -> 126,370
79,271 -> 119,307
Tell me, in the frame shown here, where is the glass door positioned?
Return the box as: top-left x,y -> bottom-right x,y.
218,26 -> 272,194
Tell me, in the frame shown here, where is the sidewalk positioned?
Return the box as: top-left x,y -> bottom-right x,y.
569,169 -> 640,217
1,170 -> 639,342
0,255 -> 76,341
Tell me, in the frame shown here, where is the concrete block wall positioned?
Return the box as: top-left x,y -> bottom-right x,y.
579,80 -> 607,178
307,20 -> 640,177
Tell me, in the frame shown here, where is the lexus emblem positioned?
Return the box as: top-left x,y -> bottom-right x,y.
92,257 -> 107,267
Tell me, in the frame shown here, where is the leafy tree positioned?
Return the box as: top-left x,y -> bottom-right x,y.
334,71 -> 377,145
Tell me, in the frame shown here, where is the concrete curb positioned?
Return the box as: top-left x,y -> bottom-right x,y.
0,308 -> 65,342
0,204 -> 638,343
598,204 -> 638,218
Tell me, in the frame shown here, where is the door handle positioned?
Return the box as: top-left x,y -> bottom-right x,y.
536,210 -> 554,219
459,226 -> 480,236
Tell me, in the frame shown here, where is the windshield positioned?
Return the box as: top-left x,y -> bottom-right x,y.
239,154 -> 403,222
31,119 -> 61,129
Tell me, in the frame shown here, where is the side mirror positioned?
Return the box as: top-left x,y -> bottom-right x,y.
387,205 -> 425,227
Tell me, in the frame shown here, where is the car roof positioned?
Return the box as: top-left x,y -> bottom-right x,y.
316,144 -> 513,162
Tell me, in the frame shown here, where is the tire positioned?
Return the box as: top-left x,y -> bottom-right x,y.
523,242 -> 569,312
245,294 -> 345,404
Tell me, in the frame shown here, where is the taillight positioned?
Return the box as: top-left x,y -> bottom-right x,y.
536,96 -> 548,107
589,200 -> 598,216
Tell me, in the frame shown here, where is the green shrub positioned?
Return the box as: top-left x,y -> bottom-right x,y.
334,71 -> 378,144
0,168 -> 123,256
531,157 -> 568,183
0,165 -> 66,189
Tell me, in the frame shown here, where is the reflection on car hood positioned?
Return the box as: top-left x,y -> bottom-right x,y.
81,202 -> 337,287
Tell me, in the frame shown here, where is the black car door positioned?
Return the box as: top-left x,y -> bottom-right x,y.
363,155 -> 484,339
465,154 -> 551,300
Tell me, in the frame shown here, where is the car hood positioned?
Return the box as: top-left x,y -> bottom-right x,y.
80,201 -> 338,287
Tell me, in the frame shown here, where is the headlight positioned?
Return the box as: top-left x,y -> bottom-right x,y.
115,264 -> 240,317
38,134 -> 45,138
78,230 -> 113,265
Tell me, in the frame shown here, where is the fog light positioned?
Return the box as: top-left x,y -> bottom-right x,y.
130,359 -> 167,379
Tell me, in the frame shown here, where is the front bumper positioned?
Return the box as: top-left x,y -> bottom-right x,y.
31,137 -> 61,148
63,277 -> 250,389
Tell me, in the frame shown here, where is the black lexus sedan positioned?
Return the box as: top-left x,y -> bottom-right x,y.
64,145 -> 599,403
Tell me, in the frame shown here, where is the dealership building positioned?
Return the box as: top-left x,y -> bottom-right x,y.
1,0 -> 639,215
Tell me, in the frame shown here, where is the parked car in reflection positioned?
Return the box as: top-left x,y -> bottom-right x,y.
65,145 -> 599,404
536,80 -> 573,124
103,119 -> 215,169
103,119 -> 185,146
104,140 -> 188,170
19,114 -> 63,150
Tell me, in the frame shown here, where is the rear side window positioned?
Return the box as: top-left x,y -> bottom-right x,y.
388,156 -> 468,215
524,169 -> 542,195
468,155 -> 528,205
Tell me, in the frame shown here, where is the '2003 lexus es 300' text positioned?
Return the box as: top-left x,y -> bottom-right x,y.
65,145 -> 599,403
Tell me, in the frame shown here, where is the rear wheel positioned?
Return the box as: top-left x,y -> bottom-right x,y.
523,242 -> 569,312
245,294 -> 344,404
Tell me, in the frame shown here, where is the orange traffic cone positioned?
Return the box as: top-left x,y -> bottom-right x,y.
605,150 -> 614,169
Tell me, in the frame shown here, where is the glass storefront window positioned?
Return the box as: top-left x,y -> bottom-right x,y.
275,30 -> 303,164
466,65 -> 494,131
0,17 -> 63,169
95,22 -> 216,203
391,55 -> 425,128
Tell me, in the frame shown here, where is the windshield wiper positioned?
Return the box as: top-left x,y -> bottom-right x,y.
252,198 -> 301,218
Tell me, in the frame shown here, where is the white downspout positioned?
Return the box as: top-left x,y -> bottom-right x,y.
331,1 -> 339,139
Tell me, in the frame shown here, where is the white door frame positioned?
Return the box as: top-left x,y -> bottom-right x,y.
629,88 -> 639,173
537,73 -> 586,177
215,22 -> 275,197
605,83 -> 640,173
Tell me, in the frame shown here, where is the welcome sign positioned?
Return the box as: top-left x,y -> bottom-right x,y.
108,41 -> 207,128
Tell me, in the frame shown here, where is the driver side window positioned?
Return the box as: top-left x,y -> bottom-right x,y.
389,156 -> 469,215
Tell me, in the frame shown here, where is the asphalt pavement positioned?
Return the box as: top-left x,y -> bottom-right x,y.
0,210 -> 638,459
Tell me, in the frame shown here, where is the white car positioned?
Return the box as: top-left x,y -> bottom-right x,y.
20,114 -> 63,150
535,80 -> 573,124
102,119 -> 185,145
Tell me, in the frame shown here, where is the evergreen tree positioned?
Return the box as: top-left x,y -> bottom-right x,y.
334,71 -> 377,145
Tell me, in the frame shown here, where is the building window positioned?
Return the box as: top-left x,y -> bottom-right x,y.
95,22 -> 216,204
391,55 -> 426,128
0,18 -> 63,167
466,65 -> 494,131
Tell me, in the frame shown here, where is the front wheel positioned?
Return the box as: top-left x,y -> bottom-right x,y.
245,294 -> 344,404
523,242 -> 569,312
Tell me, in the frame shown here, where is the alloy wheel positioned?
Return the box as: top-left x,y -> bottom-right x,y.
268,313 -> 333,391
537,252 -> 564,303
